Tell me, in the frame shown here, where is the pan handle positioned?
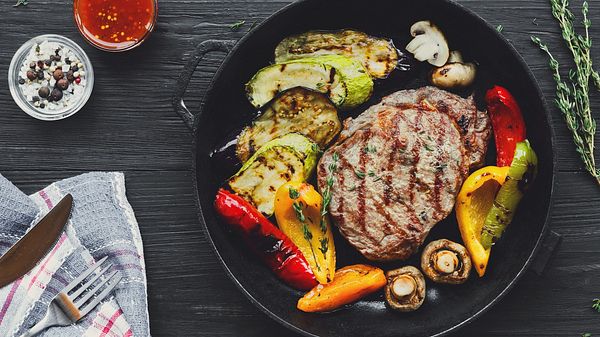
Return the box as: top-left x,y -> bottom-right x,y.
172,39 -> 237,131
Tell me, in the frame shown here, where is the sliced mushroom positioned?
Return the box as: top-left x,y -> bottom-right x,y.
405,21 -> 449,67
430,62 -> 477,89
384,266 -> 426,312
421,239 -> 472,284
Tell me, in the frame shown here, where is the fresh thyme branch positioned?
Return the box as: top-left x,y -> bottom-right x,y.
532,0 -> 600,185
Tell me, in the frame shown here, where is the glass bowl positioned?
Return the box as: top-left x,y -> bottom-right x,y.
73,0 -> 158,52
8,34 -> 94,121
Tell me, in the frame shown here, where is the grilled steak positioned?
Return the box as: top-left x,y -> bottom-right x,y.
318,89 -> 478,261
341,86 -> 490,169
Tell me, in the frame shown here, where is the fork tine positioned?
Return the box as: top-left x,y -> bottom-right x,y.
74,270 -> 118,308
63,256 -> 109,294
79,272 -> 123,318
69,263 -> 113,301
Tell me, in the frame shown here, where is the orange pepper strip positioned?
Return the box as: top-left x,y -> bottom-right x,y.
297,264 -> 386,313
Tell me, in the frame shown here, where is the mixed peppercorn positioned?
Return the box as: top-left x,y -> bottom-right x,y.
18,41 -> 87,111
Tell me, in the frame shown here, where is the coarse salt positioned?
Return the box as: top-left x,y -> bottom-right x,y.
16,40 -> 88,113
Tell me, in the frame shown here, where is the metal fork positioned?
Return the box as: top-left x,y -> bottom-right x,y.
19,256 -> 122,337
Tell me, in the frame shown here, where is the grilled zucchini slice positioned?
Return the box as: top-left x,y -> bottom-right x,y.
246,62 -> 346,109
228,133 -> 319,215
288,55 -> 373,110
237,87 -> 341,162
275,30 -> 399,79
245,55 -> 373,110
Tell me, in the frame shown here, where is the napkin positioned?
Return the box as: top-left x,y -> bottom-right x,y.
0,172 -> 150,337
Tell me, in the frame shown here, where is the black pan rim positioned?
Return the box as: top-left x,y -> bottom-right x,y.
187,0 -> 558,335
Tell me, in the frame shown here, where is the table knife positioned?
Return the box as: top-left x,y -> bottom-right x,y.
0,194 -> 73,288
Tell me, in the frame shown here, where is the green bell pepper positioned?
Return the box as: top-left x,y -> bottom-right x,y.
480,140 -> 538,249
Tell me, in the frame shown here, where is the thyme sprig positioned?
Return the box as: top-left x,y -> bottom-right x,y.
355,169 -> 366,179
290,192 -> 320,270
13,0 -> 28,7
318,238 -> 328,255
292,201 -> 307,224
320,152 -> 338,233
230,20 -> 246,31
593,298 -> 600,312
363,145 -> 377,153
288,187 -> 300,200
289,188 -> 310,239
532,0 -> 600,185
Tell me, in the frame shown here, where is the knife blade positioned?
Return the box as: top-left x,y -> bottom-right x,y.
0,194 -> 73,288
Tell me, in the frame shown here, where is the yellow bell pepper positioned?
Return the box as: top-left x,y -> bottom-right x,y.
456,166 -> 509,277
274,181 -> 336,284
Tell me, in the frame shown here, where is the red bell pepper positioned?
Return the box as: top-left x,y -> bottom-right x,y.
485,85 -> 527,167
214,188 -> 318,290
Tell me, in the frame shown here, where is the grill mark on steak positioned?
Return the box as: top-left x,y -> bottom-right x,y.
433,119 -> 444,216
384,110 -> 405,206
336,153 -> 351,225
357,129 -> 370,234
389,102 -> 416,111
377,207 -> 396,235
405,111 -> 422,231
369,146 -> 395,233
384,138 -> 399,206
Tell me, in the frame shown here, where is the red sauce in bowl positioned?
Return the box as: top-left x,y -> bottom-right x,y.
74,0 -> 157,51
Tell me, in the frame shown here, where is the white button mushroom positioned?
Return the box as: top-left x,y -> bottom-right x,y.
433,250 -> 460,274
391,275 -> 417,299
405,21 -> 450,67
430,61 -> 477,89
421,239 -> 472,284
384,266 -> 426,312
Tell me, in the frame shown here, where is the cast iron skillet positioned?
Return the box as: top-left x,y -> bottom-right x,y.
172,0 -> 557,335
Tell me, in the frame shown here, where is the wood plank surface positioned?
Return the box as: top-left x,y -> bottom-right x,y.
1,0 -> 600,336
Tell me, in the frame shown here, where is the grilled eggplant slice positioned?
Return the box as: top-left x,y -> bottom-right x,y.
245,55 -> 373,110
237,87 -> 341,162
275,30 -> 399,79
228,133 -> 319,215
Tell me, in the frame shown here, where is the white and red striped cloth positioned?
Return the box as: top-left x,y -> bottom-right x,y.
0,172 -> 150,337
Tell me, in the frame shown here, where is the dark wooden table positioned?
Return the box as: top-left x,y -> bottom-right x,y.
1,0 -> 599,336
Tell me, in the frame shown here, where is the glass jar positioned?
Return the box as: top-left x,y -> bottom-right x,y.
73,0 -> 158,52
8,34 -> 94,121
